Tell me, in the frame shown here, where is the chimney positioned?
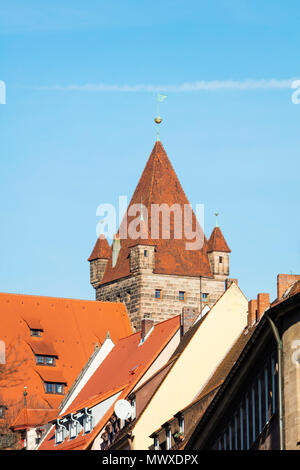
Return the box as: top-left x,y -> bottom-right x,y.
277,274 -> 300,299
257,293 -> 270,321
225,278 -> 238,290
141,316 -> 154,342
247,299 -> 257,327
181,307 -> 199,336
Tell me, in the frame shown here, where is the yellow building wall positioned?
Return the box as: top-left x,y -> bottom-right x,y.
132,283 -> 248,449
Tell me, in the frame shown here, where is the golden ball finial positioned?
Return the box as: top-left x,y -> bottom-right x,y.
154,116 -> 162,124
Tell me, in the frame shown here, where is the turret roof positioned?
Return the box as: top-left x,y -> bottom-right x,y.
207,226 -> 231,253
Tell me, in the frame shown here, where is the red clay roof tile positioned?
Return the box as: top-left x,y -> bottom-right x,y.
0,292 -> 132,426
39,315 -> 180,450
88,234 -> 111,261
100,141 -> 212,284
207,226 -> 231,253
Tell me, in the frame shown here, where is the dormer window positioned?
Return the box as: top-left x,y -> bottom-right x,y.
83,411 -> 93,434
69,419 -> 78,439
36,355 -> 56,366
55,420 -> 68,444
0,405 -> 7,418
30,329 -> 42,337
45,382 -> 64,394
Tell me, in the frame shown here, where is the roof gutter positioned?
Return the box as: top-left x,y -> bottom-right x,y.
265,314 -> 285,450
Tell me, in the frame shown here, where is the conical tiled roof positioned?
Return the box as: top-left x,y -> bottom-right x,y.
207,226 -> 231,253
88,234 -> 111,261
100,141 -> 212,284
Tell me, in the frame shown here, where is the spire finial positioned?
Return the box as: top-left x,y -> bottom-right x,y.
215,212 -> 219,227
154,94 -> 167,141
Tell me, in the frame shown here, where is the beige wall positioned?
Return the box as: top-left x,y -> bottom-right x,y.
131,283 -> 248,449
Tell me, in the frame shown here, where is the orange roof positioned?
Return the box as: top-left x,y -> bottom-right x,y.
27,340 -> 58,357
39,315 -> 180,450
0,292 -> 132,425
88,234 -> 111,261
35,368 -> 67,384
99,141 -> 212,285
11,408 -> 58,430
207,226 -> 231,253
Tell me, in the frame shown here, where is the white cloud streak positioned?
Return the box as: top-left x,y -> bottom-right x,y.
35,78 -> 296,93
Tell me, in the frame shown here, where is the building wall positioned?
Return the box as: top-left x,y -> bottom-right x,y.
131,283 -> 248,449
96,272 -> 226,331
282,310 -> 300,450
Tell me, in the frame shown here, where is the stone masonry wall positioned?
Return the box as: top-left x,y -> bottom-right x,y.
96,271 -> 226,332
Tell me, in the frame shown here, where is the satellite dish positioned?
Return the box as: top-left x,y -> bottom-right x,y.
114,399 -> 132,420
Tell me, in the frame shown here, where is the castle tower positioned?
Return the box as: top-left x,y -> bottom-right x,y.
89,141 -> 233,331
207,222 -> 231,280
88,234 -> 111,289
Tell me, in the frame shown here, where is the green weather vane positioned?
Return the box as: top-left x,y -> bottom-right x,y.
154,93 -> 167,141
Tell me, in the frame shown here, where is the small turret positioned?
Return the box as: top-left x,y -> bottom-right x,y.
88,235 -> 111,289
129,220 -> 155,274
207,219 -> 231,280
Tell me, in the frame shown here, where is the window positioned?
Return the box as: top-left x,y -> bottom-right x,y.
45,382 -> 64,394
83,413 -> 93,434
202,293 -> 209,302
131,397 -> 136,420
212,351 -> 278,450
219,256 -> 223,263
178,291 -> 186,301
55,384 -> 63,394
155,289 -> 162,299
166,428 -> 171,450
36,355 -> 56,366
144,250 -> 148,257
179,416 -> 184,434
126,291 -> 131,303
55,422 -> 67,444
30,329 -> 42,337
69,420 -> 77,439
154,436 -> 159,450
0,406 -> 6,418
46,356 -> 55,366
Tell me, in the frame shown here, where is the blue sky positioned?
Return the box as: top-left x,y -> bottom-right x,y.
1,0 -> 299,302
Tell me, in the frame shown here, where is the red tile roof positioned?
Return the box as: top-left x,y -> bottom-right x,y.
39,315 -> 180,450
0,293 -> 132,426
27,340 -> 58,357
10,408 -> 58,430
99,141 -> 212,285
88,234 -> 111,261
207,226 -> 231,253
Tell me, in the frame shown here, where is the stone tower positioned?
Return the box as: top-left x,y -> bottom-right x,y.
88,141 -> 233,331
